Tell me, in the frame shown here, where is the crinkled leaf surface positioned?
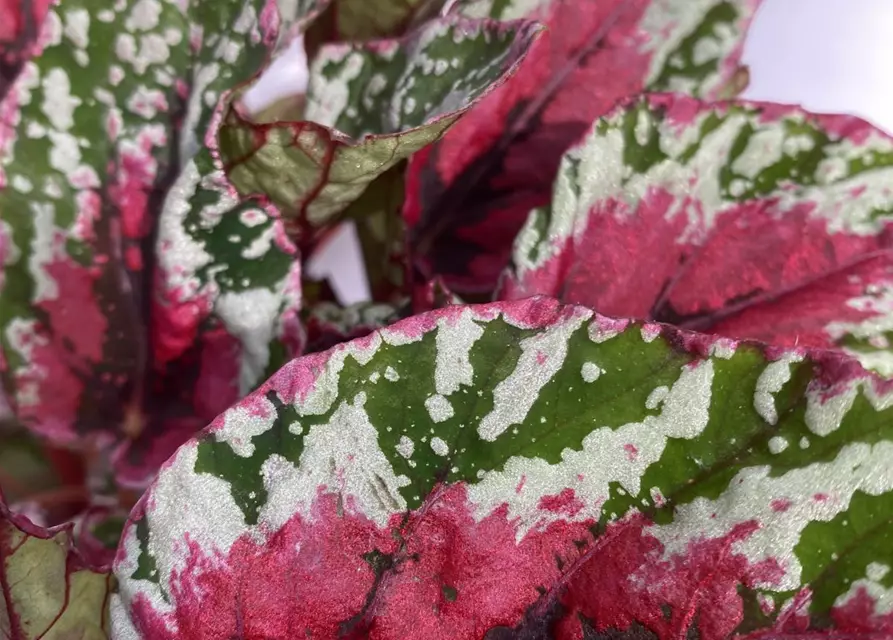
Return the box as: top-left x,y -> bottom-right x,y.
405,0 -> 762,293
114,297 -> 893,638
503,94 -> 893,376
1,492 -> 113,639
218,15 -> 542,248
0,0 -> 321,478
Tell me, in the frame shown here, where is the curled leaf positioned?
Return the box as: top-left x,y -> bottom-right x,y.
114,297 -> 893,638
218,15 -> 542,248
405,0 -> 763,293
502,94 -> 893,375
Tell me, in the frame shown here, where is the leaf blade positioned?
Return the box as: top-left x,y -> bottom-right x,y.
502,94 -> 893,374
114,298 -> 893,638
405,0 -> 763,293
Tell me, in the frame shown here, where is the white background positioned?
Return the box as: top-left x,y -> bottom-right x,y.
741,0 -> 893,134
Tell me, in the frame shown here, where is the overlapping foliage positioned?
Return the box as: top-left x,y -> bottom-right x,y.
1,0 -> 892,638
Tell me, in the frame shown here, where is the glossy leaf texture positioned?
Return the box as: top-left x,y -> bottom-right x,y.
1,490 -> 113,639
114,297 -> 893,639
0,0 -> 323,480
502,94 -> 893,376
404,0 -> 763,294
218,15 -> 543,250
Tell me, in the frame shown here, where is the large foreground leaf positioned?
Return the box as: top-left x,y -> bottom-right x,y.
1,490 -> 113,638
502,94 -> 893,375
114,298 -> 893,638
218,15 -> 542,249
405,0 -> 763,294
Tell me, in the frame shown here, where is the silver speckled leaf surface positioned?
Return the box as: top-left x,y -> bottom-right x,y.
114,297 -> 893,639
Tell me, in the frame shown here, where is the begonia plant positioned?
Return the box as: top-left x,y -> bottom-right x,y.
1,0 -> 891,638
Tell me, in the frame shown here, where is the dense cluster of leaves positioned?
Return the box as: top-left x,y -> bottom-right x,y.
1,0 -> 892,638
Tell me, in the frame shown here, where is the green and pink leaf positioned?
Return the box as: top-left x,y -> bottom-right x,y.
405,0 -> 763,294
1,0 -> 194,445
113,298 -> 893,638
0,0 -> 320,484
501,94 -> 893,374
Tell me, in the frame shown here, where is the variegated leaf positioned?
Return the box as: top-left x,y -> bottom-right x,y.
1,0 -> 195,445
0,0 -> 322,478
127,1 -> 333,487
405,0 -> 763,294
218,15 -> 542,249
114,297 -> 893,638
1,490 -> 113,638
135,145 -> 305,487
502,94 -> 893,376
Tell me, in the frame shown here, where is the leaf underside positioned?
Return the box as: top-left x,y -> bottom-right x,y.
218,14 -> 543,247
1,494 -> 113,639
